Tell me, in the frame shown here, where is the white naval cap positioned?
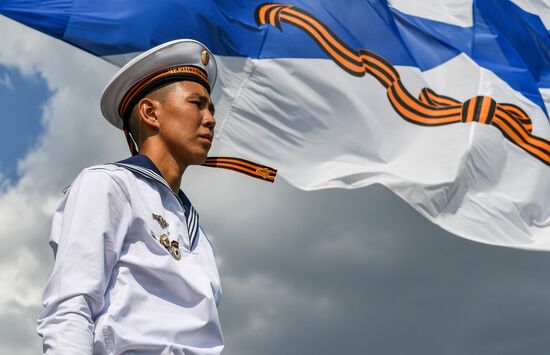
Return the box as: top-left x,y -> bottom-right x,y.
100,39 -> 218,130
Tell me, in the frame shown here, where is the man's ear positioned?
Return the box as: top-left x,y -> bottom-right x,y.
136,97 -> 161,130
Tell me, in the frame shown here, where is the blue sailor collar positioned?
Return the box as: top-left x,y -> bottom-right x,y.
62,157 -> 162,196
116,154 -> 163,177
114,154 -> 172,193
113,155 -> 200,249
114,155 -> 193,207
114,155 -> 191,207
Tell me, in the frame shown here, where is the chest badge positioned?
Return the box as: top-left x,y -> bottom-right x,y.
170,240 -> 182,260
152,213 -> 169,229
159,234 -> 170,248
158,234 -> 182,261
152,213 -> 181,261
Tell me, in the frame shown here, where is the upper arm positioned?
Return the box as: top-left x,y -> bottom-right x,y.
44,169 -> 133,316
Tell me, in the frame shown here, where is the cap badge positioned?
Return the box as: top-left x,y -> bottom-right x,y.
201,49 -> 210,66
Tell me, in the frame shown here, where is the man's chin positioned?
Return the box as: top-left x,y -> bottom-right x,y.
190,150 -> 210,166
175,145 -> 211,167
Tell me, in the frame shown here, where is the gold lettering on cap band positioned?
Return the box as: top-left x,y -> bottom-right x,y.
118,65 -> 209,119
166,66 -> 209,81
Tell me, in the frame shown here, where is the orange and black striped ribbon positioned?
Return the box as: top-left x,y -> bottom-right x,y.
123,134 -> 277,182
202,157 -> 277,182
255,3 -> 550,166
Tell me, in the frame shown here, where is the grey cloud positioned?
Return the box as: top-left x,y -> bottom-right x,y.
0,302 -> 41,355
185,168 -> 550,355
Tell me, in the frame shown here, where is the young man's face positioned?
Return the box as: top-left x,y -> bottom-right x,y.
156,81 -> 216,166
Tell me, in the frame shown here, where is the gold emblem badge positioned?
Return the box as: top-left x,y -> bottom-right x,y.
170,247 -> 181,260
157,235 -> 181,261
159,234 -> 170,248
152,214 -> 181,261
170,240 -> 181,260
152,213 -> 169,229
201,49 -> 209,66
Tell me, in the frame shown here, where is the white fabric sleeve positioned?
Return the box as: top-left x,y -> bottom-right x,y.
36,169 -> 132,354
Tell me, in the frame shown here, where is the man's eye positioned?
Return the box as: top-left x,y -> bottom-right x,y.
190,98 -> 212,113
190,101 -> 204,109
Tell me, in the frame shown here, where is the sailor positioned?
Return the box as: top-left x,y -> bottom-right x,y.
37,39 -> 232,354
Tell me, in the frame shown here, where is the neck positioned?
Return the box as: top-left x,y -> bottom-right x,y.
139,147 -> 187,193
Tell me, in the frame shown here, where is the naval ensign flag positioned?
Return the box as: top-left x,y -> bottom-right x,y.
1,0 -> 550,249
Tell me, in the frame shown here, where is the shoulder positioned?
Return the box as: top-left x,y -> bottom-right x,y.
84,163 -> 134,174
65,164 -> 137,200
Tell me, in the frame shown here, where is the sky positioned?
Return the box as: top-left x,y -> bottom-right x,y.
0,64 -> 50,185
1,12 -> 550,355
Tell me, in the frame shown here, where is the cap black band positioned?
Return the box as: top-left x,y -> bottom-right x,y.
122,73 -> 211,125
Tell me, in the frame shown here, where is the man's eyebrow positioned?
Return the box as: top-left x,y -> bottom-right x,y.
188,93 -> 210,103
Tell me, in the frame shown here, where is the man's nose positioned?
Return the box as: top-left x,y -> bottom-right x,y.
203,109 -> 216,129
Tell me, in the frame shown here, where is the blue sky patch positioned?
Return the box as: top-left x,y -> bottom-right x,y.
0,65 -> 50,186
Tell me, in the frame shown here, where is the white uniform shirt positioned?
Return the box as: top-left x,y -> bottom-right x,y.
37,155 -> 224,354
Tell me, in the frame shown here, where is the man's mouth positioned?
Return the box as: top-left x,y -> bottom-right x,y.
199,133 -> 213,143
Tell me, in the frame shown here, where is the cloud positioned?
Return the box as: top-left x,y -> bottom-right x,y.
185,167 -> 550,355
1,13 -> 550,355
0,72 -> 13,89
0,170 -> 9,192
0,15 -> 122,354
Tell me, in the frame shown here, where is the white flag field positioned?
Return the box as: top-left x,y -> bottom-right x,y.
1,0 -> 549,249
